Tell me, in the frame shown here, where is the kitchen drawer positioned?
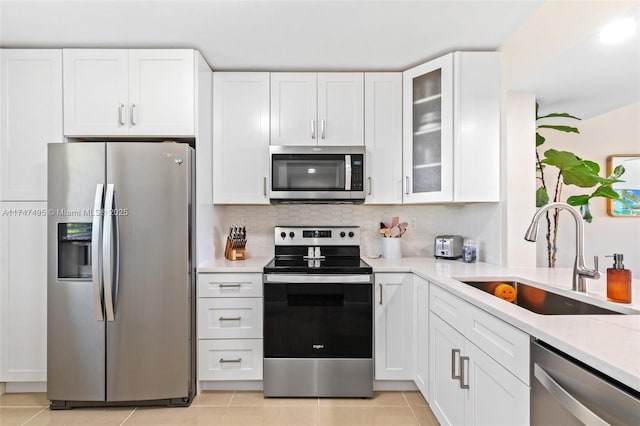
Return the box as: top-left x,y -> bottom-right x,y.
430,283 -> 530,384
430,283 -> 466,332
197,298 -> 263,339
198,339 -> 263,381
197,273 -> 263,298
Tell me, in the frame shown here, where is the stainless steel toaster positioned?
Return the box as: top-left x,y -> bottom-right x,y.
434,235 -> 463,259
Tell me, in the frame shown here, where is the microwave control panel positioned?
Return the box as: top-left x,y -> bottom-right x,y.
351,155 -> 363,191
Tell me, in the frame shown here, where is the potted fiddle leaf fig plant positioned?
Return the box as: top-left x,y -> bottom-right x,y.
535,102 -> 626,267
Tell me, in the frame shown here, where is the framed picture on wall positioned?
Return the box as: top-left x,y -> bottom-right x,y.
607,154 -> 640,216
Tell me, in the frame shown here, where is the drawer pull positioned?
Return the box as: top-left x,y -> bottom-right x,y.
219,316 -> 242,321
217,283 -> 242,288
219,357 -> 242,363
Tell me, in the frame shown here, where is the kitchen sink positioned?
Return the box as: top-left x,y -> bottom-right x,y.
458,280 -> 635,315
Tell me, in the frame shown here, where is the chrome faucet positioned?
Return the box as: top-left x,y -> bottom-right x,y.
524,202 -> 600,292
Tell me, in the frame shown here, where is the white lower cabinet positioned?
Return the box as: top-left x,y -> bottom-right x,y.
197,298 -> 262,340
197,272 -> 263,381
198,339 -> 263,381
429,313 -> 465,425
413,275 -> 429,398
429,284 -> 530,425
374,273 -> 413,380
0,202 -> 47,382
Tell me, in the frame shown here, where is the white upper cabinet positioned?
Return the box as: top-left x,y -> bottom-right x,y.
364,73 -> 403,204
317,73 -> 364,145
63,49 -> 194,137
271,72 -> 364,146
270,73 -> 316,145
213,72 -> 270,204
0,49 -> 63,201
403,52 -> 500,203
403,54 -> 454,203
128,50 -> 195,136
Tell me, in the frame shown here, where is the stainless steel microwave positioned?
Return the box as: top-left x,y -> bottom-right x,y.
269,145 -> 365,203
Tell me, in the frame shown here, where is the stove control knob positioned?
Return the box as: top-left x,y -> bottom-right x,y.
340,231 -> 346,238
280,232 -> 286,239
348,231 -> 355,238
289,231 -> 295,239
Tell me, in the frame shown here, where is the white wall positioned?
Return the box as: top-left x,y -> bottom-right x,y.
535,102 -> 640,273
500,91 -> 537,268
498,0 -> 640,272
205,203 -> 502,264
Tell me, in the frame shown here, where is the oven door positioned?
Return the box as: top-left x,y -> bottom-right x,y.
263,274 -> 372,359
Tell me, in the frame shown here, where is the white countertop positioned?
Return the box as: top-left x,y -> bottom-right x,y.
366,256 -> 640,392
198,256 -> 640,391
198,256 -> 272,273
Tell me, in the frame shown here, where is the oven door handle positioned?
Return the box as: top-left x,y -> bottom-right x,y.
264,274 -> 372,284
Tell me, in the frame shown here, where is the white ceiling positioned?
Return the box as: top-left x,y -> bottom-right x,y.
515,3 -> 640,119
0,0 -> 638,119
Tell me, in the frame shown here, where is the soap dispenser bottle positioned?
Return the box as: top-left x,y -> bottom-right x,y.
606,253 -> 632,303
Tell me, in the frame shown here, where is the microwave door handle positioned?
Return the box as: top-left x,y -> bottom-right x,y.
345,155 -> 351,191
91,184 -> 105,321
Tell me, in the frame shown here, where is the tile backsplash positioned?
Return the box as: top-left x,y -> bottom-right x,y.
211,203 -> 502,264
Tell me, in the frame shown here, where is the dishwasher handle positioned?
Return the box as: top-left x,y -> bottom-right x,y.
533,364 -> 609,426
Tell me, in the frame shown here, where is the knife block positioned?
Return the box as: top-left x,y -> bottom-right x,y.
224,237 -> 246,261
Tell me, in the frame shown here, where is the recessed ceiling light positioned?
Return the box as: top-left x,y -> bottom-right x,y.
600,17 -> 637,44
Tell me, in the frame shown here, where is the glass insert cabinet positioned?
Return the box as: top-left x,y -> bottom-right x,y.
402,52 -> 500,204
403,54 -> 454,203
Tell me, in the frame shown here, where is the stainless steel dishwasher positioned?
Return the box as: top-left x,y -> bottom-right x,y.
531,340 -> 640,425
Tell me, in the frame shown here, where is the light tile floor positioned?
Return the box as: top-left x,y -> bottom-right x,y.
0,391 -> 440,425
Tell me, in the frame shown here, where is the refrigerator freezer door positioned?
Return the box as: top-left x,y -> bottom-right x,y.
105,142 -> 193,402
47,142 -> 107,402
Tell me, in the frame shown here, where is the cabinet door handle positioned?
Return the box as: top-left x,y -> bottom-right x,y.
130,104 -> 136,126
219,316 -> 242,321
367,177 -> 372,195
451,349 -> 461,380
321,119 -> 326,139
311,120 -> 316,139
219,358 -> 242,363
460,355 -> 470,389
217,283 -> 241,288
378,284 -> 383,305
118,104 -> 125,126
263,176 -> 268,197
404,176 -> 410,195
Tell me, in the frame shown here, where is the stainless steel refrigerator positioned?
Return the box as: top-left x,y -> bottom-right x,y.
47,142 -> 195,409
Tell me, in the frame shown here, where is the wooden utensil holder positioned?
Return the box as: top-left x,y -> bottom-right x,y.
224,237 -> 246,261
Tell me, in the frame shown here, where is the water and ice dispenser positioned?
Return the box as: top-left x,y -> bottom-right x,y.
57,222 -> 93,279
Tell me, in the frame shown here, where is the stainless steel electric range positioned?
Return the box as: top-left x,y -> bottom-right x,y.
263,226 -> 373,398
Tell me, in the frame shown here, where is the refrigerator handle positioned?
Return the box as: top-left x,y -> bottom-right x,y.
103,184 -> 117,322
112,186 -> 121,318
91,184 -> 105,321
